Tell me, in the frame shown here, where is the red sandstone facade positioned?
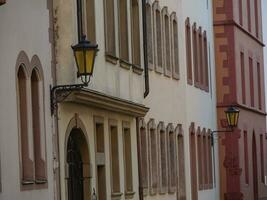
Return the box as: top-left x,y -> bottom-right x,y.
213,0 -> 267,199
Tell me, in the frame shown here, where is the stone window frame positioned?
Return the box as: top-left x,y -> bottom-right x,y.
192,23 -> 199,88
146,1 -> 154,70
147,118 -> 158,195
207,129 -> 213,189
138,118 -> 149,196
166,123 -> 176,193
130,0 -> 142,69
157,121 -> 167,194
196,126 -> 203,190
103,0 -> 118,64
203,31 -> 209,92
176,124 -> 186,200
16,51 -> 47,190
202,128 -> 208,189
162,7 -> 172,77
170,12 -> 179,80
185,17 -> 193,85
152,1 -> 163,74
198,27 -> 204,89
122,121 -> 135,198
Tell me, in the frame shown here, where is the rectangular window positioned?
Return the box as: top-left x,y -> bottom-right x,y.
208,134 -> 213,188
239,0 -> 243,25
160,130 -> 167,191
139,125 -> 148,189
177,135 -> 186,200
118,0 -> 129,61
172,15 -> 179,79
104,0 -> 116,56
156,9 -> 162,71
85,0 -> 96,43
197,134 -> 203,190
198,29 -> 203,88
185,18 -> 193,84
241,52 -> 246,104
150,128 -> 158,192
254,0 -> 259,37
249,57 -> 254,107
203,135 -> 208,188
164,14 -> 171,75
146,4 -> 153,68
190,130 -> 198,199
247,0 -> 251,32
260,134 -> 265,183
244,131 -> 249,184
123,123 -> 133,193
168,131 -> 176,192
257,62 -> 262,110
192,24 -> 199,86
110,122 -> 121,193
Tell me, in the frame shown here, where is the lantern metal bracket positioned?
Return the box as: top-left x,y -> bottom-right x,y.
50,82 -> 88,115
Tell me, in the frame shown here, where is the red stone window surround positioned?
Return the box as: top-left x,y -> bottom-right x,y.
254,0 -> 259,38
243,131 -> 249,184
185,17 -> 193,85
249,57 -> 254,107
240,52 -> 246,104
0,0 -> 6,5
257,62 -> 262,110
239,0 -> 243,26
260,134 -> 265,183
247,0 -> 251,32
16,52 -> 47,190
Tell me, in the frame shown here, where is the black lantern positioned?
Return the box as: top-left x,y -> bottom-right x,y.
225,106 -> 240,128
72,35 -> 99,84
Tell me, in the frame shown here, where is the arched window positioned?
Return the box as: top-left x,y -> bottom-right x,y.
162,7 -> 171,77
171,12 -> 179,79
18,65 -> 34,183
131,0 -> 141,66
146,3 -> 154,69
167,123 -> 176,193
31,68 -> 46,182
192,23 -> 199,86
153,1 -> 162,73
185,17 -> 193,84
158,122 -> 167,192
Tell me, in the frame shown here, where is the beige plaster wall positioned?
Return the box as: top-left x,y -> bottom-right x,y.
0,0 -> 54,199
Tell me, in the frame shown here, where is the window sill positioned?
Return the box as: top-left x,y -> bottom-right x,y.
35,179 -> 47,184
105,53 -> 119,65
125,191 -> 135,199
21,180 -> 35,185
111,192 -> 123,200
120,59 -> 131,70
132,64 -> 143,75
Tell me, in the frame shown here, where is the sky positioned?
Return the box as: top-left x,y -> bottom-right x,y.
263,0 -> 267,104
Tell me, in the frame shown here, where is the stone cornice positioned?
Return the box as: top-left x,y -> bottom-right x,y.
66,89 -> 149,117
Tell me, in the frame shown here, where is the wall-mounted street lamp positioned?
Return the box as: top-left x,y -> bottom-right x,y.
50,35 -> 99,115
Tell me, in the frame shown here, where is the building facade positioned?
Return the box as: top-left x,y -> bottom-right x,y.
138,0 -> 218,200
52,0 -> 148,200
213,0 -> 267,199
0,0 -> 55,199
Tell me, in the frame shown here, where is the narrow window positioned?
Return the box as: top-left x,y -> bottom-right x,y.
185,18 -> 192,84
95,118 -> 106,200
189,125 -> 198,200
254,0 -> 259,37
164,12 -> 171,75
244,131 -> 249,184
207,134 -> 213,188
260,134 -> 265,183
168,131 -> 176,192
156,9 -> 162,70
192,23 -> 199,86
18,66 -> 34,183
241,52 -> 246,104
131,0 -> 141,66
198,28 -> 203,88
123,124 -> 133,192
85,0 -> 96,42
239,0 -> 243,25
148,119 -> 158,193
159,123 -> 167,192
257,62 -> 262,110
171,13 -> 179,79
177,134 -> 186,200
104,0 -> 116,56
249,57 -> 254,107
31,69 -> 46,182
203,32 -> 209,91
139,122 -> 148,189
247,0 -> 251,32
197,132 -> 203,190
146,4 -> 153,68
118,0 -> 129,61
110,124 -> 121,193
203,134 -> 208,187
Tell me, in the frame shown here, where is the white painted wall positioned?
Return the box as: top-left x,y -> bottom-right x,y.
0,0 -> 54,199
144,0 -> 219,199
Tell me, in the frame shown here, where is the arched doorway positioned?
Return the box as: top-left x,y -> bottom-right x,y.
252,132 -> 259,200
67,128 -> 90,200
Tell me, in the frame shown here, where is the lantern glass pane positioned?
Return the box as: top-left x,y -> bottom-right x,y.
75,50 -> 86,74
85,50 -> 95,74
230,113 -> 235,126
